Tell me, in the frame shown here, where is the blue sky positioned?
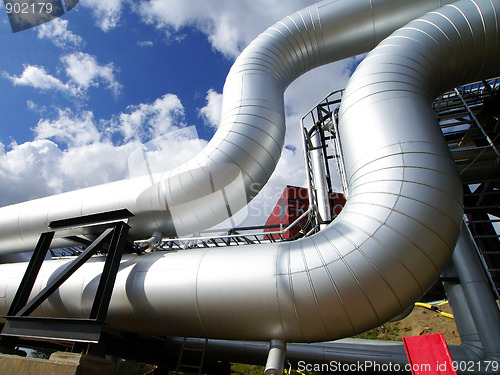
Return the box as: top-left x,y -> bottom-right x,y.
0,2 -> 230,145
0,0 -> 360,224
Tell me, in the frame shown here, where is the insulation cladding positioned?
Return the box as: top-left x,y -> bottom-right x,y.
0,0 -> 497,345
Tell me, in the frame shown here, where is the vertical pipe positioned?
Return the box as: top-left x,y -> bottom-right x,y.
301,118 -> 316,212
264,340 -> 286,375
441,262 -> 483,359
310,127 -> 332,225
451,222 -> 500,361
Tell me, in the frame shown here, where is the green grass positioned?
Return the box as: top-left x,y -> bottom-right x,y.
231,363 -> 266,375
354,322 -> 402,341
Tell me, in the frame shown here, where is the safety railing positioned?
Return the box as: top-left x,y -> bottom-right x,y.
155,207 -> 318,251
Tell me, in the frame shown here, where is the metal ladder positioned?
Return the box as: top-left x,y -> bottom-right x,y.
175,337 -> 208,375
302,124 -> 321,226
463,183 -> 500,300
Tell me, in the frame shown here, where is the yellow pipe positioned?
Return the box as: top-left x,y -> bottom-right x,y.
414,302 -> 454,319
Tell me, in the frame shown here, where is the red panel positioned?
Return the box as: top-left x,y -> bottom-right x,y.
286,186 -> 309,238
403,333 -> 457,375
330,192 -> 346,217
264,187 -> 288,240
264,185 -> 346,240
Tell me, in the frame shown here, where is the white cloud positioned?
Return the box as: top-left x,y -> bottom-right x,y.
27,100 -> 38,111
198,89 -> 222,128
137,40 -> 153,47
80,0 -> 125,32
0,0 -> 359,230
61,52 -> 121,96
0,138 -> 140,206
137,0 -> 317,58
127,126 -> 207,179
116,94 -> 185,141
37,18 -> 83,48
0,94 -> 194,206
0,140 -> 65,204
57,141 -> 137,190
35,109 -> 101,147
3,65 -> 74,94
3,51 -> 123,98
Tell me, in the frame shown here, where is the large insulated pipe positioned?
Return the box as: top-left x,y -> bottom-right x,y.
0,0 -> 455,254
192,227 -> 500,373
0,0 -> 497,343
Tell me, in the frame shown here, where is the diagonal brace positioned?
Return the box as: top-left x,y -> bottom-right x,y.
16,227 -> 115,317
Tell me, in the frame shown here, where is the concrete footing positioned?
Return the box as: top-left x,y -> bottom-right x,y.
0,351 -> 116,375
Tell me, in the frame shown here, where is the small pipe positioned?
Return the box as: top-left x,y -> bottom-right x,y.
265,340 -> 286,375
139,231 -> 164,253
310,126 -> 332,225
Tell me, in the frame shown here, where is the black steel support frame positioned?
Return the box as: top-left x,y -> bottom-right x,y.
1,220 -> 130,344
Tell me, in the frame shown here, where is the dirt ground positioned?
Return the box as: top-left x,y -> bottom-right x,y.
398,303 -> 460,345
356,301 -> 461,345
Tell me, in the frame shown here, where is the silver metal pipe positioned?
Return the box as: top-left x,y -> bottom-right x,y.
139,231 -> 164,252
165,335 -> 496,375
264,340 -> 286,375
451,222 -> 500,361
0,0 -> 498,349
188,222 -> 500,373
300,117 -> 318,219
310,129 -> 332,224
441,260 -> 484,360
0,0 -> 454,254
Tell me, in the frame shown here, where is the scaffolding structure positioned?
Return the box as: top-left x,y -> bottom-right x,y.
303,77 -> 500,302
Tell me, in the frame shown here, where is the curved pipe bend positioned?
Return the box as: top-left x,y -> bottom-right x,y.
0,0 -> 498,344
0,0 -> 453,253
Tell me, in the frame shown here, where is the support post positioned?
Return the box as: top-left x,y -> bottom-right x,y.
6,231 -> 54,316
1,216 -> 131,345
264,340 -> 286,375
15,227 -> 114,317
90,222 -> 129,322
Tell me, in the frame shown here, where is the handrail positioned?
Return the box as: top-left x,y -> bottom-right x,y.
156,207 -> 317,250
